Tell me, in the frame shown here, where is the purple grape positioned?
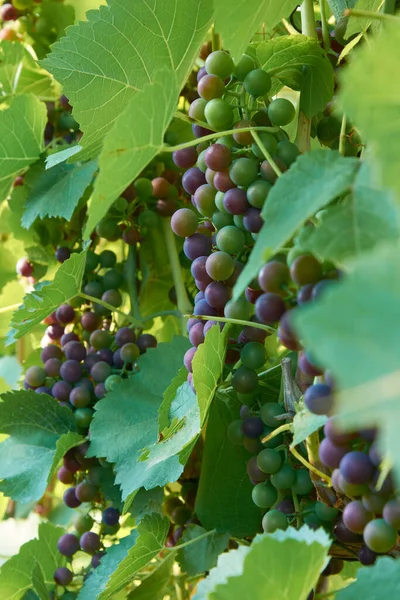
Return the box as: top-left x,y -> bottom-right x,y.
57,466 -> 74,484
60,359 -> 83,383
102,507 -> 120,526
241,417 -> 264,439
204,144 -> 232,171
91,551 -> 106,569
184,347 -> 197,373
358,545 -> 377,565
173,147 -> 198,169
95,383 -> 106,399
55,247 -> 71,263
191,256 -> 213,284
52,381 -> 72,402
298,353 -> 323,377
276,498 -> 295,515
58,533 -> 80,556
16,257 -> 33,277
343,500 -> 373,533
189,322 -> 205,346
47,324 -> 65,340
340,451 -> 374,485
64,341 -> 86,362
192,124 -> 212,138
255,293 -> 286,324
304,383 -> 333,415
324,419 -> 357,446
85,352 -> 101,371
204,282 -> 231,309
61,332 -> 80,347
297,284 -> 314,305
242,316 -> 268,343
223,188 -> 249,215
334,520 -> 363,543
136,334 -> 158,354
243,207 -> 263,233
240,405 -> 251,419
81,311 -> 101,332
80,532 -> 101,554
54,567 -> 73,586
319,438 -> 349,469
277,310 -> 301,350
193,299 -> 218,317
70,386 -> 91,408
76,481 -> 98,502
204,320 -> 224,334
91,361 -> 112,383
25,366 -> 46,388
183,234 -> 212,261
115,327 -> 136,347
40,344 -> 62,363
182,167 -> 207,195
97,348 -> 114,365
63,487 -> 82,508
56,304 -> 75,324
246,456 -> 268,483
35,386 -> 52,394
214,170 -> 235,192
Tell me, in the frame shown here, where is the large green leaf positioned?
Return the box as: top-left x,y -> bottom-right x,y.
0,42 -> 56,100
0,390 -> 82,502
233,150 -> 360,300
0,522 -> 65,600
345,0 -> 383,38
88,337 -> 191,499
128,552 -> 175,600
6,251 -> 86,345
297,161 -> 400,264
213,0 -> 299,60
336,556 -> 400,600
177,525 -> 230,577
192,324 -> 228,426
340,25 -> 400,202
257,36 -> 334,117
21,160 -> 96,228
84,68 -> 178,237
0,94 -> 46,202
42,0 -> 213,160
194,527 -> 330,600
292,243 -> 400,485
195,394 -> 262,538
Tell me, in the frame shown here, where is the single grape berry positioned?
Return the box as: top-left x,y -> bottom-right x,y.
262,509 -> 288,533
339,451 -> 374,485
241,416 -> 264,439
55,304 -> 75,324
80,531 -> 101,555
243,69 -> 271,97
290,254 -> 323,286
232,366 -> 258,394
304,383 -> 333,415
363,519 -> 397,553
16,257 -> 33,277
55,247 -> 71,263
58,533 -> 80,557
252,483 -> 278,508
54,567 -> 73,586
205,50 -> 234,80
102,507 -> 120,526
267,98 -> 295,126
63,487 -> 81,508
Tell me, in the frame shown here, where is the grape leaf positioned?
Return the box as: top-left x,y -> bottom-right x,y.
292,243 -> 400,486
327,0 -> 357,20
6,251 -> 86,345
129,487 -> 164,522
128,552 -> 175,600
177,525 -> 230,577
21,160 -> 96,228
291,401 -> 328,448
296,161 -> 400,264
0,390 -> 83,502
195,393 -> 262,538
195,527 -> 330,600
336,556 -> 400,600
0,94 -> 46,203
45,146 -> 82,169
0,522 -> 65,600
340,25 -> 400,202
233,150 -> 360,300
345,0 -> 383,38
31,563 -> 48,600
0,42 -> 56,100
257,36 -> 334,117
101,514 -> 169,600
213,0 -> 300,60
42,0 -> 213,160
88,337 -> 191,499
193,324 -> 229,426
84,68 -> 177,237
158,367 -> 188,431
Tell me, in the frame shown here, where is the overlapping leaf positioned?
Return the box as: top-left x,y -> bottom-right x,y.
337,556 -> 400,599
0,42 -> 56,100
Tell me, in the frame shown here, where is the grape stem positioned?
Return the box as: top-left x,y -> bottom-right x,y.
165,528 -> 217,551
338,114 -> 347,156
344,7 -> 400,20
79,293 -> 140,325
250,131 -> 282,177
319,0 -> 331,52
301,0 -> 318,37
290,445 -> 332,486
162,125 -> 280,153
261,423 -> 292,443
186,313 -> 276,334
211,25 -> 221,51
162,219 -> 193,325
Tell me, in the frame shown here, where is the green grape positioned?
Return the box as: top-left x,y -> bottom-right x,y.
206,251 -> 235,281
268,98 -> 296,126
232,366 -> 258,394
75,408 -> 94,430
251,132 -> 278,159
315,501 -> 339,522
257,448 -> 282,474
260,402 -> 286,428
233,214 -> 246,231
363,519 -> 397,553
276,141 -> 299,166
204,99 -> 234,131
224,296 -> 252,320
212,211 -> 234,230
216,225 -> 245,255
85,250 -> 99,272
246,180 -> 271,209
244,69 -> 271,97
105,374 -> 123,392
205,50 -> 234,79
262,509 -> 288,533
252,483 -> 278,508
317,115 -> 341,144
227,420 -> 245,445
234,54 -> 255,81
229,158 -> 258,187
241,341 -> 266,369
134,178 -> 153,198
261,426 -> 284,449
74,514 -> 94,535
138,209 -> 158,228
189,98 -> 207,121
291,469 -> 313,495
215,191 -> 228,213
271,464 -> 296,489
304,512 -> 323,529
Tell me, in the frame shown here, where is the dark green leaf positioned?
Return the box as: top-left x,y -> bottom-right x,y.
129,487 -> 164,522
233,150 -> 360,300
7,251 -> 86,345
336,556 -> 400,600
291,401 -> 328,448
177,525 -> 230,576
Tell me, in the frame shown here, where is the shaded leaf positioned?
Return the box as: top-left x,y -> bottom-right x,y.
336,556 -> 400,600
177,525 -> 229,577
128,552 -> 175,600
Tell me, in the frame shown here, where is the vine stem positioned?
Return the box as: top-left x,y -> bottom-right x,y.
344,8 -> 400,21
251,130 -> 282,177
185,313 -> 276,334
261,423 -> 291,443
301,0 -> 318,38
211,25 -> 221,51
79,293 -> 139,325
162,126 -> 280,153
125,245 -> 141,321
165,528 -> 217,551
290,446 -> 332,485
338,114 -> 347,156
162,219 -> 192,321
319,0 -> 331,52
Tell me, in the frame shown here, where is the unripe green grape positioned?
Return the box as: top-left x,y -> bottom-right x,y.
105,374 -> 123,392
234,54 -> 255,81
257,448 -> 282,474
276,140 -> 299,166
216,225 -> 245,255
74,514 -> 94,535
268,98 -> 296,126
262,509 -> 288,533
315,501 -> 339,522
246,180 -> 271,209
292,469 -> 313,495
227,420 -> 245,445
252,483 -> 277,508
363,519 -> 397,553
271,464 -> 296,489
244,69 -> 271,97
212,211 -> 234,230
224,296 -> 252,320
205,251 -> 235,281
260,402 -> 286,428
189,98 -> 207,121
204,99 -> 234,131
205,50 -> 234,79
134,178 -> 153,198
232,366 -> 258,394
215,191 -> 228,213
251,132 -> 278,159
75,408 -> 94,430
241,341 -> 266,369
229,158 -> 258,187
